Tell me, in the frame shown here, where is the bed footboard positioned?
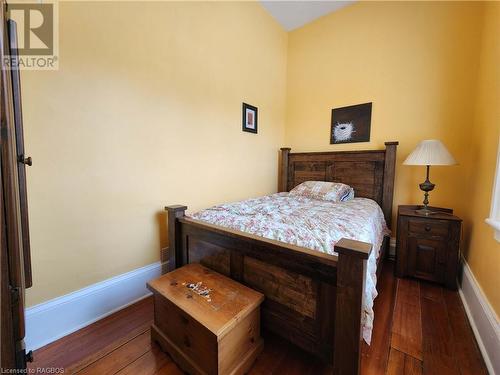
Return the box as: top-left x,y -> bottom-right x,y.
165,205 -> 372,375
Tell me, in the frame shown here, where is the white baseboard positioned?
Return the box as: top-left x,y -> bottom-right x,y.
458,259 -> 500,375
25,261 -> 162,351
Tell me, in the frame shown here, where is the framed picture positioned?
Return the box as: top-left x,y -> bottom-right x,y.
330,102 -> 372,144
242,103 -> 258,134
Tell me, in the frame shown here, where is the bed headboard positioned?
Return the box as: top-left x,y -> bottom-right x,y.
279,141 -> 398,228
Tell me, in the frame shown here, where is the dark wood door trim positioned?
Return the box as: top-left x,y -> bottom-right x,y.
8,19 -> 32,288
0,1 -> 30,369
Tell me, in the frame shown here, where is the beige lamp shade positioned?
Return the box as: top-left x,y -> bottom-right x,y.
403,139 -> 457,166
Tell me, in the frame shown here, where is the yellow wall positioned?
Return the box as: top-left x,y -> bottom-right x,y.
285,1 -> 499,314
465,2 -> 500,315
23,1 -> 287,306
24,1 -> 499,316
286,1 -> 483,226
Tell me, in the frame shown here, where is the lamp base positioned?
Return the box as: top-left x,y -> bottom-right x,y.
417,165 -> 436,216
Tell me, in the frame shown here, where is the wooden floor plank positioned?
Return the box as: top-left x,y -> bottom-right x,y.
391,278 -> 422,360
29,297 -> 154,372
420,282 -> 443,302
360,262 -> 397,375
26,261 -> 487,375
116,344 -> 170,375
248,333 -> 290,375
421,292 -> 459,375
404,354 -> 423,375
386,348 -> 405,375
154,360 -> 184,375
442,289 -> 488,375
395,278 -> 420,306
273,344 -> 313,375
67,321 -> 152,374
387,348 -> 423,375
76,330 -> 152,375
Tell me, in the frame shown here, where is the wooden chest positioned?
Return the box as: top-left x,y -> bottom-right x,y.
147,263 -> 264,375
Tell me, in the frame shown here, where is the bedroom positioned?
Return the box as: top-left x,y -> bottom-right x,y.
0,0 -> 498,374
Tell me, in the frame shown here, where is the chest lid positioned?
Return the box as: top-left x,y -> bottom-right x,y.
147,263 -> 264,337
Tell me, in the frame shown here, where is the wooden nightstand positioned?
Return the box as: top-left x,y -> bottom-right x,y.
395,205 -> 462,290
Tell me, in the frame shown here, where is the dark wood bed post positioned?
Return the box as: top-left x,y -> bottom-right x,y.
165,205 -> 187,272
333,238 -> 372,375
382,141 -> 398,229
279,147 -> 291,192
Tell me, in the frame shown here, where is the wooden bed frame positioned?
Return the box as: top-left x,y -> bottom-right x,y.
164,141 -> 398,375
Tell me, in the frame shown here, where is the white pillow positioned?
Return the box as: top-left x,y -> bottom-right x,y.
289,181 -> 352,202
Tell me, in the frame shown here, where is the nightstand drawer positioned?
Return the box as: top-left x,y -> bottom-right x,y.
408,219 -> 449,238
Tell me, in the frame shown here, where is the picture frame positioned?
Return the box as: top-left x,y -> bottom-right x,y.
242,103 -> 258,134
330,102 -> 372,144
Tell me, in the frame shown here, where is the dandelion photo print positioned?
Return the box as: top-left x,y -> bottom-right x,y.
330,102 -> 372,144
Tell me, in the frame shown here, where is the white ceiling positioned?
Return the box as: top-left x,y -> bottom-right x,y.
260,1 -> 355,31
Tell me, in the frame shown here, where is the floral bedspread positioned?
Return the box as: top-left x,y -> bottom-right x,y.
189,193 -> 389,344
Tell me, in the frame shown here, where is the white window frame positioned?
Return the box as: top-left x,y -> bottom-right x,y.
486,136 -> 500,242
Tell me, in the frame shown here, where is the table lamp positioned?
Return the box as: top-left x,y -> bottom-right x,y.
403,139 -> 457,216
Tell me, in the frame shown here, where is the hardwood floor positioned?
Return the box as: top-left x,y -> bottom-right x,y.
28,262 -> 487,374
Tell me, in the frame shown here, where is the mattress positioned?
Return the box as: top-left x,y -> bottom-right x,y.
189,192 -> 389,344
